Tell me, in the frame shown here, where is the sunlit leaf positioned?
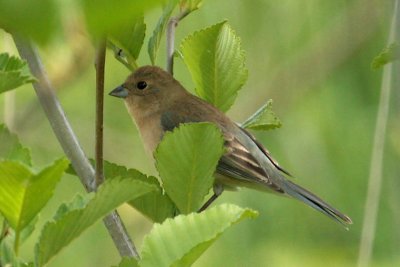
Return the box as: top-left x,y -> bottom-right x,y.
148,0 -> 178,65
155,123 -> 225,214
109,15 -> 146,70
0,0 -> 61,44
0,158 -> 68,232
0,158 -> 68,252
0,124 -> 31,165
241,99 -> 282,131
180,21 -> 248,112
35,177 -> 157,266
371,42 -> 399,69
139,204 -> 258,267
0,53 -> 35,94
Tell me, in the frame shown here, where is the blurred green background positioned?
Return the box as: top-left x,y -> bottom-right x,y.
1,0 -> 399,266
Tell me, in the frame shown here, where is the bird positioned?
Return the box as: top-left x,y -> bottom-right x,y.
109,65 -> 352,226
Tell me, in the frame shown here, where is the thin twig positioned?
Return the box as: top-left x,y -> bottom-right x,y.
166,18 -> 177,74
166,9 -> 190,74
12,35 -> 140,259
357,1 -> 399,267
95,40 -> 106,188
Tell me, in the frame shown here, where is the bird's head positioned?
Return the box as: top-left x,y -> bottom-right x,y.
109,65 -> 183,102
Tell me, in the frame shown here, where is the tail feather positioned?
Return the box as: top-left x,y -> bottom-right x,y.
283,180 -> 352,227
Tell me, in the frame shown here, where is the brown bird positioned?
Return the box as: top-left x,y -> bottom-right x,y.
109,65 -> 352,226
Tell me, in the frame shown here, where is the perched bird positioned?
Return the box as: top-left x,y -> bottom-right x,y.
110,65 -> 352,226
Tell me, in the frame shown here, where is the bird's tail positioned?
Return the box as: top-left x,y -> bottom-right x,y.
282,180 -> 352,227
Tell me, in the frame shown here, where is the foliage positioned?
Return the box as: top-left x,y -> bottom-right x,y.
0,124 -> 31,165
371,42 -> 399,69
36,177 -> 157,266
0,159 -> 68,246
101,160 -> 177,223
0,0 -> 288,266
139,204 -> 257,267
180,21 -> 248,112
81,0 -> 163,39
179,0 -> 203,12
108,16 -> 146,70
148,0 -> 178,65
0,53 -> 35,94
0,0 -> 61,44
241,99 -> 282,131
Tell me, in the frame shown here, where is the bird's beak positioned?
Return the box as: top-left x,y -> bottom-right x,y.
109,85 -> 128,98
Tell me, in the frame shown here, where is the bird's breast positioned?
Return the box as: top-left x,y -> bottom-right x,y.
124,101 -> 163,155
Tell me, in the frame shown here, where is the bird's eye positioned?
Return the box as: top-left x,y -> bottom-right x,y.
136,81 -> 147,90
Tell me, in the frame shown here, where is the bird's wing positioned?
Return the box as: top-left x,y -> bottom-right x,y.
239,127 -> 292,176
217,130 -> 285,193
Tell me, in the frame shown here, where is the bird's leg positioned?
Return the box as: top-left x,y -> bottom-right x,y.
198,184 -> 224,213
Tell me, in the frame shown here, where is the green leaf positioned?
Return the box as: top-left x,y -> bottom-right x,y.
148,0 -> 178,65
128,175 -> 176,223
0,158 -> 68,231
139,204 -> 258,267
0,216 -> 37,257
180,21 -> 248,112
0,236 -> 17,267
103,161 -> 177,223
115,257 -> 139,267
0,0 -> 61,44
241,99 -> 282,131
109,15 -> 146,70
155,123 -> 225,214
35,177 -> 157,266
0,53 -> 36,94
0,124 -> 31,165
371,42 -> 399,69
53,194 -> 92,221
179,0 -> 203,12
67,160 -> 176,223
81,0 -> 163,38
0,158 -> 68,252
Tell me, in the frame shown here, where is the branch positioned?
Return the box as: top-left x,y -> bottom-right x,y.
12,35 -> 140,259
357,1 -> 399,267
166,9 -> 190,74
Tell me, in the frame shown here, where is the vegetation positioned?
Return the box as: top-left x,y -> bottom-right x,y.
0,0 -> 398,266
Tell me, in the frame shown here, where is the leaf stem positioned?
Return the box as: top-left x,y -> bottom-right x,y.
357,1 -> 399,266
13,230 -> 20,256
12,35 -> 140,259
95,40 -> 106,188
0,219 -> 8,242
